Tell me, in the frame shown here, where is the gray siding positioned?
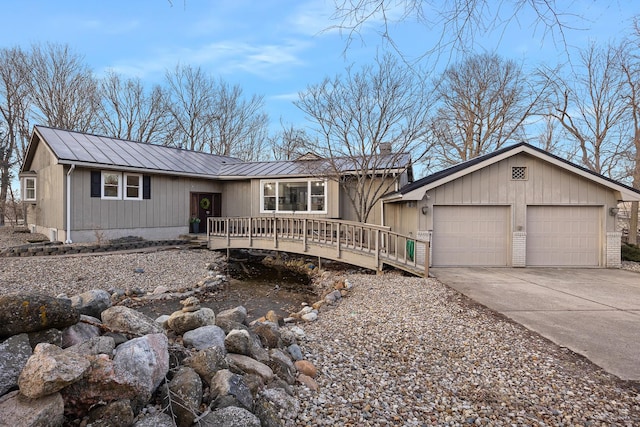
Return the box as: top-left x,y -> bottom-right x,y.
70,169 -> 222,232
419,153 -> 618,232
26,142 -> 65,231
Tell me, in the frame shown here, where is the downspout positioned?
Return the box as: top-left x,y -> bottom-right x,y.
65,164 -> 75,243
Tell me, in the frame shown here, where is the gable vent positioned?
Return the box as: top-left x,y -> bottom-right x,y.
511,166 -> 527,180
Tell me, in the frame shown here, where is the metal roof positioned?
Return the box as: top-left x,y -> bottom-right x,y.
27,126 -> 243,178
24,126 -> 412,179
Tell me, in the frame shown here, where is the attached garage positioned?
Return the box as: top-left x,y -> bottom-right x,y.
384,143 -> 640,269
526,206 -> 600,266
432,205 -> 510,267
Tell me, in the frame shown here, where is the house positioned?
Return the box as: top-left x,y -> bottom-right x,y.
382,142 -> 640,268
18,126 -> 411,243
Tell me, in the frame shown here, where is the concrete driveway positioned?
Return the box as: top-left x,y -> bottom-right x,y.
430,267 -> 640,381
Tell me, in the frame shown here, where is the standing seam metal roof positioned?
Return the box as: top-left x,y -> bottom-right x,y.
27,126 -> 411,179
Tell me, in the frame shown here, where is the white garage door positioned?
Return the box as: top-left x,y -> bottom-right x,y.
526,206 -> 600,266
433,206 -> 510,267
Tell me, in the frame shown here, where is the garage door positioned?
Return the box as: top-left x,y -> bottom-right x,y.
433,206 -> 510,267
526,206 -> 600,266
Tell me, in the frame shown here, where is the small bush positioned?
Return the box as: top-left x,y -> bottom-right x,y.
621,243 -> 640,262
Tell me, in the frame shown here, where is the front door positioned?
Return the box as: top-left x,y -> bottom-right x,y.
190,193 -> 221,233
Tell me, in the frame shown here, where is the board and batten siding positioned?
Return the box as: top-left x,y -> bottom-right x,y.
422,153 -> 617,231
70,169 -> 222,233
25,141 -> 65,231
222,180 -> 252,217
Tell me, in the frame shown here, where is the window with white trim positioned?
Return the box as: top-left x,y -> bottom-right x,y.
124,173 -> 142,200
102,172 -> 121,199
23,177 -> 36,201
261,179 -> 327,213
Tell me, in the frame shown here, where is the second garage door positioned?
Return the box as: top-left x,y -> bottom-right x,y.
432,206 -> 510,267
526,206 -> 600,266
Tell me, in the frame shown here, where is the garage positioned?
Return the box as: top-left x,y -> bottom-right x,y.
526,206 -> 600,266
432,205 -> 510,267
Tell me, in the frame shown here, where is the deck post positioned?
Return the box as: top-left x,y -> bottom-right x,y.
336,222 -> 341,259
424,241 -> 430,277
274,217 -> 278,248
303,220 -> 308,252
225,218 -> 230,246
375,229 -> 380,270
248,217 -> 253,247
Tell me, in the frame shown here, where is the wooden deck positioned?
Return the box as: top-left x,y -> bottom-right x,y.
207,217 -> 429,277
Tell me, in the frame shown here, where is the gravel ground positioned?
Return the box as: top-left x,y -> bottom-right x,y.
2,227 -> 640,425
297,273 -> 640,426
0,227 -> 225,297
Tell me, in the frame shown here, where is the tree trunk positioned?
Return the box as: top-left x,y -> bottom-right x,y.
630,201 -> 639,245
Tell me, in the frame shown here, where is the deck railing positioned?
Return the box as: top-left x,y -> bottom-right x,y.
207,216 -> 429,277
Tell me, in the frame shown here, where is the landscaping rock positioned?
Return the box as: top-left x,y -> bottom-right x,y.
182,324 -> 226,350
253,387 -> 300,427
18,342 -> 90,399
67,335 -> 115,356
167,307 -> 216,335
101,306 -> 163,336
252,321 -> 281,349
227,353 -> 274,382
209,369 -> 253,411
133,412 -> 177,427
224,329 -> 252,355
267,348 -> 297,385
216,306 -> 248,325
70,289 -> 112,318
0,293 -> 80,337
199,405 -> 261,427
87,399 -> 135,427
0,390 -> 64,427
293,360 -> 317,378
61,315 -> 101,348
0,333 -> 32,395
184,346 -> 229,385
162,367 -> 202,427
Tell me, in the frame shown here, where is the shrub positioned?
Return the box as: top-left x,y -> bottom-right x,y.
621,243 -> 640,262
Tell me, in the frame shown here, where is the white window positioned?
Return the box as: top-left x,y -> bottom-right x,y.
23,177 -> 36,201
124,173 -> 142,200
102,172 -> 121,199
261,179 -> 327,213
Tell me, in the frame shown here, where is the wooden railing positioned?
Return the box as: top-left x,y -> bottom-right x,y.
207,216 -> 429,277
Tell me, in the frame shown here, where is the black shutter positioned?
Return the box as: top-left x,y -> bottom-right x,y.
143,175 -> 151,199
90,171 -> 101,197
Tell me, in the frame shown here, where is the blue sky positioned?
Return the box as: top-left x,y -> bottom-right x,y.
1,0 -> 638,132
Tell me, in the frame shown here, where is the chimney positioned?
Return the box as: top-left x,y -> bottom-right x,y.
379,142 -> 392,155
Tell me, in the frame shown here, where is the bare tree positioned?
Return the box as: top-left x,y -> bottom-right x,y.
205,80 -> 270,161
621,27 -> 640,245
164,64 -> 217,151
330,0 -> 585,63
268,120 -> 314,161
0,47 -> 31,226
295,53 -> 432,222
542,42 -> 630,176
28,43 -> 98,132
429,53 -> 547,168
96,71 -> 172,143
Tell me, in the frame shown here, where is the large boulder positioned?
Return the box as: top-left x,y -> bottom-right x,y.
62,333 -> 169,410
209,369 -> 253,411
0,333 -> 32,395
61,315 -> 101,348
113,333 -> 169,401
182,325 -> 226,351
87,399 -> 135,427
162,367 -> 202,427
253,387 -> 300,427
18,342 -> 91,399
199,406 -> 261,427
167,307 -> 216,335
251,321 -> 282,349
184,346 -> 228,385
267,348 -> 296,385
67,335 -> 116,356
70,289 -> 112,318
216,306 -> 247,325
226,353 -> 274,382
224,329 -> 252,355
0,390 -> 64,427
0,293 -> 80,338
101,306 -> 163,336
